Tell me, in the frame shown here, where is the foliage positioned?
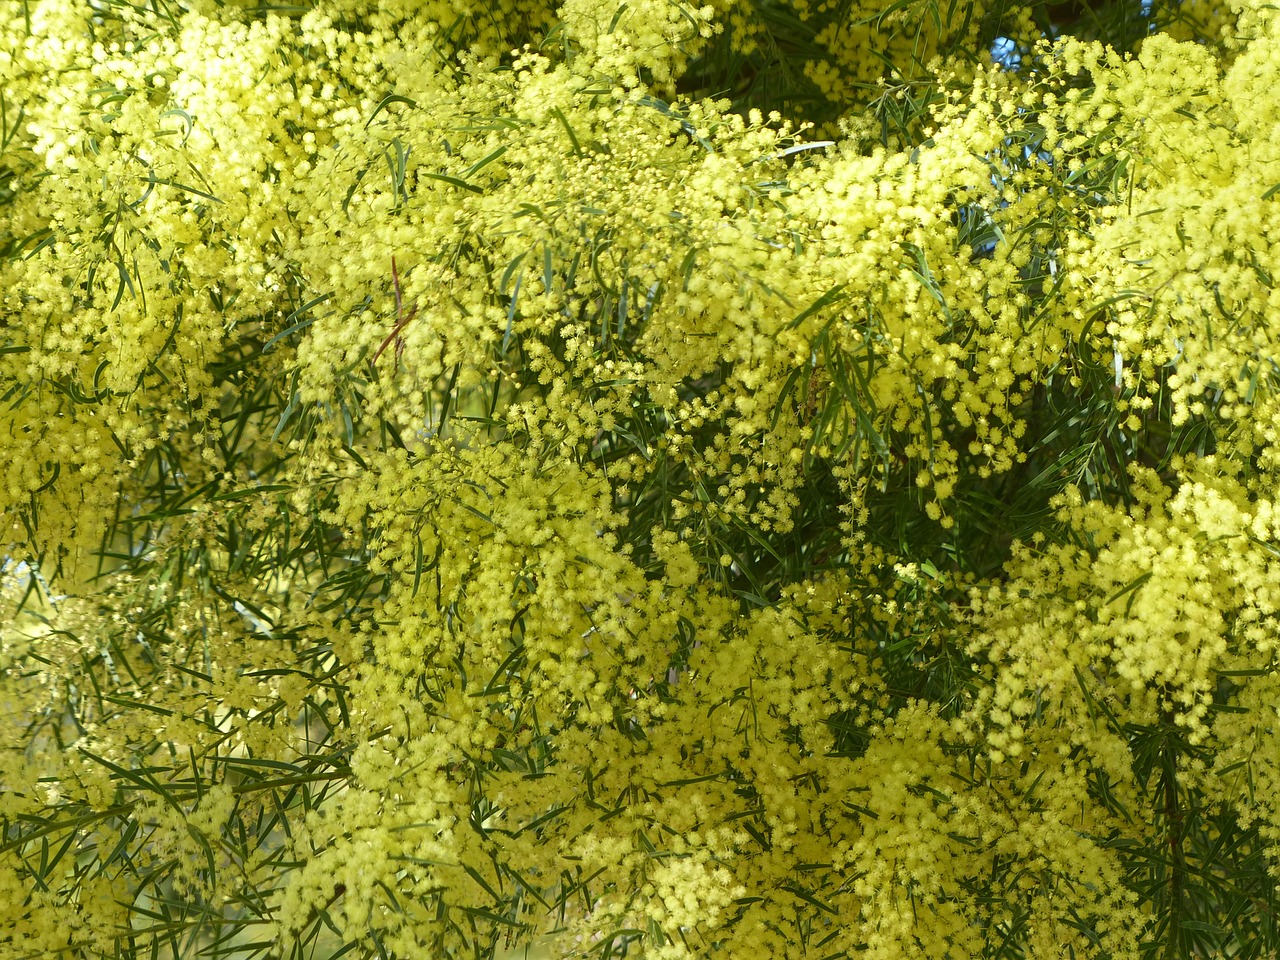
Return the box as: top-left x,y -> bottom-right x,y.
2,0 -> 1279,957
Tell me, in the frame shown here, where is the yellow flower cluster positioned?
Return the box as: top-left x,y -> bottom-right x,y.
5,0 -> 1280,955
970,461 -> 1276,735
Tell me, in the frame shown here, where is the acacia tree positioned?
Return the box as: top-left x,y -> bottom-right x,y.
3,0 -> 1279,956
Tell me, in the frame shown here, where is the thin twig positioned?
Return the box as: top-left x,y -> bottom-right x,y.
373,255 -> 417,369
